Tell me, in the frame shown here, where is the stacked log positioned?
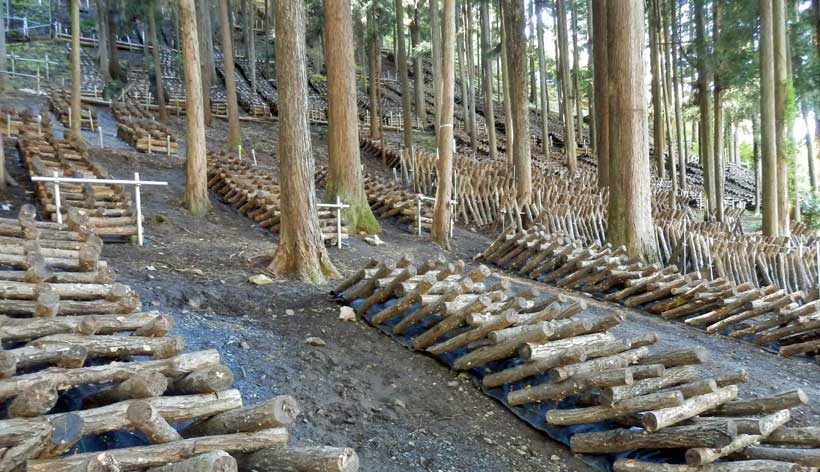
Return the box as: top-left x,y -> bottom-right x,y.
0,207 -> 358,472
112,100 -> 179,155
207,153 -> 348,246
215,51 -> 271,118
0,107 -> 48,138
16,131 -> 140,240
333,255 -> 818,471
48,89 -> 98,131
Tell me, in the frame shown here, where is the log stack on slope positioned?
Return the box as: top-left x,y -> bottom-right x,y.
113,100 -> 179,155
333,254 -> 819,471
0,205 -> 359,472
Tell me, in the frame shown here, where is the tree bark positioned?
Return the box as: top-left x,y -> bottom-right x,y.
245,0 -> 257,95
773,0 -> 790,234
149,0 -> 168,123
670,0 -> 686,190
760,0 -> 780,235
70,0 -> 82,141
368,2 -> 383,140
269,0 -> 338,284
480,0 -> 498,161
324,0 -> 380,234
695,0 -> 715,216
395,0 -> 414,151
179,0 -> 212,217
570,0 -> 582,144
106,2 -> 124,81
219,0 -> 242,149
592,0 -> 608,187
536,0 -> 550,157
556,0 -> 577,175
197,0 -> 215,127
649,0 -> 666,179
504,0 -> 532,203
464,2 -> 477,152
432,0 -> 455,247
95,0 -> 112,82
499,2 -> 513,160
712,0 -> 724,221
606,0 -> 658,261
0,0 -> 5,92
410,10 -> 427,123
803,104 -> 817,191
430,0 -> 442,141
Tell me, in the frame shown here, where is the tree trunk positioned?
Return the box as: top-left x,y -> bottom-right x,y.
499,2 -> 513,160
179,0 -> 211,218
367,5 -> 383,141
773,0 -> 790,234
695,0 -> 715,216
528,0 -> 537,106
753,112 -> 762,213
107,3 -> 124,81
219,0 -> 242,149
592,0 -> 608,187
324,0 -> 380,234
95,0 -> 111,82
464,2 -> 477,152
556,0 -> 577,175
0,134 -> 6,195
430,0 -> 442,140
432,0 -> 455,247
70,0 -> 82,141
536,0 -> 550,157
570,0 -> 582,145
197,0 -> 214,127
394,0 -> 414,151
670,0 -> 686,190
456,8 -> 471,140
245,0 -> 257,95
409,10 -> 427,123
0,0 -> 5,92
148,0 -> 168,123
760,0 -> 779,235
269,0 -> 338,284
586,0 -> 595,157
606,0 -> 658,261
479,0 -> 498,161
803,104 -> 817,191
659,0 -> 677,202
504,0 -> 532,204
712,0 -> 724,221
649,0 -> 666,179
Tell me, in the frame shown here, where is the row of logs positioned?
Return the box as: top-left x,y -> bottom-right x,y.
208,153 -> 349,245
112,101 -> 179,156
479,226 -> 820,363
48,90 -> 97,131
0,206 -> 359,472
333,254 -> 820,471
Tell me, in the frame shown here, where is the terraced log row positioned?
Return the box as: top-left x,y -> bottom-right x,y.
215,54 -> 270,118
207,152 -> 348,245
0,108 -> 47,138
333,254 -> 820,471
112,100 -> 179,155
17,130 -> 140,240
0,206 -> 359,472
479,226 -> 820,363
48,89 -> 97,131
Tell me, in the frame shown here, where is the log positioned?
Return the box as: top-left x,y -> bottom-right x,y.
370,273 -> 436,325
145,451 -> 237,472
84,371 -> 169,406
741,446 -> 820,467
684,410 -> 791,466
507,367 -> 633,405
7,380 -> 58,417
599,365 -> 699,406
427,310 -> 518,355
0,312 -> 172,343
168,365 -> 235,394
126,401 -> 183,444
26,428 -> 289,472
642,386 -> 739,432
767,427 -> 820,446
238,446 -> 359,472
481,348 -> 586,388
708,390 -> 808,417
181,396 -> 300,437
546,391 -> 684,425
518,332 -> 616,360
548,347 -> 649,382
639,348 -> 710,368
570,421 -> 738,453
613,458 -> 808,472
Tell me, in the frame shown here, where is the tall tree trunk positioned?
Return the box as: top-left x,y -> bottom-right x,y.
592,0 -> 608,188
95,0 -> 112,82
499,2 -> 513,160
773,0 -> 790,234
606,0 -> 657,261
179,0 -> 211,217
753,112 -> 762,213
148,0 -> 168,123
535,0 -> 550,156
465,2 -> 477,152
197,0 -> 214,127
270,0 -> 338,284
219,0 -> 242,149
659,0 -> 677,202
712,0 -> 724,221
395,0 -> 414,151
803,104 -> 817,191
70,0 -> 82,141
456,6 -> 471,140
695,0 -> 715,216
0,134 -> 5,194
107,3 -> 124,81
504,0 -> 532,204
368,2 -> 383,140
0,0 -> 4,92
760,0 -> 779,235
409,10 -> 427,123
528,0 -> 537,105
570,0 -> 582,144
479,0 -> 498,160
245,0 -> 257,95
586,0 -> 595,156
670,0 -> 686,190
432,0 -> 455,247
649,0 -> 665,179
324,0 -> 380,234
430,0 -> 442,140
556,0 -> 577,175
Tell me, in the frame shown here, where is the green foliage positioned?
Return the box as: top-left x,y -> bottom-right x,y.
801,192 -> 820,231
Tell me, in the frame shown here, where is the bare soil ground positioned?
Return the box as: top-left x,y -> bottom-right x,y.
3,91 -> 820,471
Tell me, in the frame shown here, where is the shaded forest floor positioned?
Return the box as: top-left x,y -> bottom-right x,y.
1,91 -> 818,472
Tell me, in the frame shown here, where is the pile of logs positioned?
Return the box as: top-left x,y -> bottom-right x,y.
334,254 -> 820,471
0,206 -> 359,472
479,226 -> 820,362
0,108 -> 47,138
17,131 -> 140,240
65,44 -> 106,99
112,100 -> 179,155
215,53 -> 271,118
208,153 -> 349,246
48,89 -> 97,131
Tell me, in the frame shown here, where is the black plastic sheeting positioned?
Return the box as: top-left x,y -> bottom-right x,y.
337,290 -> 678,472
